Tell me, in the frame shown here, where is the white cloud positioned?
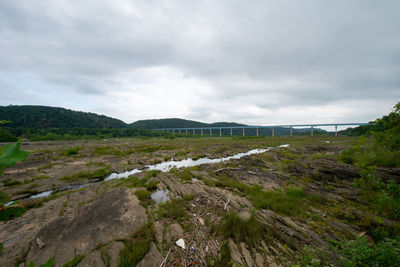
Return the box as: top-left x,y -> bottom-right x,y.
0,0 -> 399,125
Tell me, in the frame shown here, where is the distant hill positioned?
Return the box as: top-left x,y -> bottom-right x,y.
129,118 -> 246,129
0,105 -> 127,128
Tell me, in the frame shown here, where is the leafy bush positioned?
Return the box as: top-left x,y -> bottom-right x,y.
341,236 -> 400,266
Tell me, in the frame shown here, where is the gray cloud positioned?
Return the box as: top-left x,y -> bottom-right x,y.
0,0 -> 399,124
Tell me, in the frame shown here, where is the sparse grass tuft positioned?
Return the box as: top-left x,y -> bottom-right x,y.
64,147 -> 80,156
118,223 -> 154,267
62,254 -> 85,267
214,211 -> 270,249
134,189 -> 153,207
60,167 -> 111,182
158,198 -> 189,223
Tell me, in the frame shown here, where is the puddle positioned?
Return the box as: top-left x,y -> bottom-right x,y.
6,145 -> 288,205
151,189 -> 170,203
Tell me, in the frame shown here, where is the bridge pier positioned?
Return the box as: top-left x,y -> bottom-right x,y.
311,126 -> 314,137
173,129 -> 175,134
209,128 -> 212,136
201,129 -> 203,136
272,128 -> 275,137
220,128 -> 222,137
186,129 -> 188,134
335,125 -> 338,136
242,128 -> 245,136
193,129 -> 195,135
256,128 -> 259,136
290,126 -> 293,137
230,128 -> 233,136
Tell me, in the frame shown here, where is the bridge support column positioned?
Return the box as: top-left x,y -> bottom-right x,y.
220,128 -> 222,137
179,129 -> 181,133
290,126 -> 293,137
335,125 -> 338,136
173,129 -> 175,134
230,128 -> 233,136
256,128 -> 259,136
209,128 -> 212,136
193,129 -> 195,135
186,129 -> 188,134
272,128 -> 275,137
311,126 -> 314,137
201,129 -> 203,136
242,128 -> 245,136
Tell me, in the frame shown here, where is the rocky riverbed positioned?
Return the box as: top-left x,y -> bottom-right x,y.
1,137 -> 399,266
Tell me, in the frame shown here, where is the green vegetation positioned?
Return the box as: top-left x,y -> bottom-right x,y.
341,236 -> 400,266
158,198 -> 189,223
28,257 -> 55,267
134,189 -> 153,207
0,205 -> 26,221
0,242 -> 3,254
64,146 -> 80,156
0,141 -> 30,175
62,254 -> 85,267
118,223 -> 154,267
215,211 -> 270,249
60,167 -> 112,182
3,179 -> 21,186
206,242 -> 232,267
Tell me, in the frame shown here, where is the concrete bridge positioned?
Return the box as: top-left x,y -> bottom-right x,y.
153,123 -> 373,137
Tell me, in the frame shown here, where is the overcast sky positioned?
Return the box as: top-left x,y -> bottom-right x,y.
1,1 -> 399,127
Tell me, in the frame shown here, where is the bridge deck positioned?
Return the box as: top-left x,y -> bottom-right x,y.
153,122 -> 373,131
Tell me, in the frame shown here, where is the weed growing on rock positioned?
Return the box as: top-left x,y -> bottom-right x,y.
60,167 -> 112,182
215,211 -> 270,249
118,223 -> 154,267
62,254 -> 85,267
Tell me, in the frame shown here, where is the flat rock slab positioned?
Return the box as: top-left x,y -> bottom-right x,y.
26,188 -> 147,266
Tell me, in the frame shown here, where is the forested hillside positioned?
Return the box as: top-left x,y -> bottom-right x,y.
130,118 -> 245,129
0,105 -> 126,128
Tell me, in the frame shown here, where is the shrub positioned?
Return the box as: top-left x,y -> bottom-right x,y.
341,236 -> 400,266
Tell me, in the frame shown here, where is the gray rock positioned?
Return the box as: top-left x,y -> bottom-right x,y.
26,188 -> 147,266
164,223 -> 184,244
76,250 -> 105,267
228,239 -> 244,266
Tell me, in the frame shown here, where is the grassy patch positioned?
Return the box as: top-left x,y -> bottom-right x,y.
245,186 -> 307,216
214,211 -> 270,249
64,146 -> 80,156
60,167 -> 111,182
0,206 -> 26,221
134,189 -> 153,207
158,198 -> 189,223
118,223 -> 154,267
0,191 -> 10,204
62,254 -> 85,267
4,179 -> 21,187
